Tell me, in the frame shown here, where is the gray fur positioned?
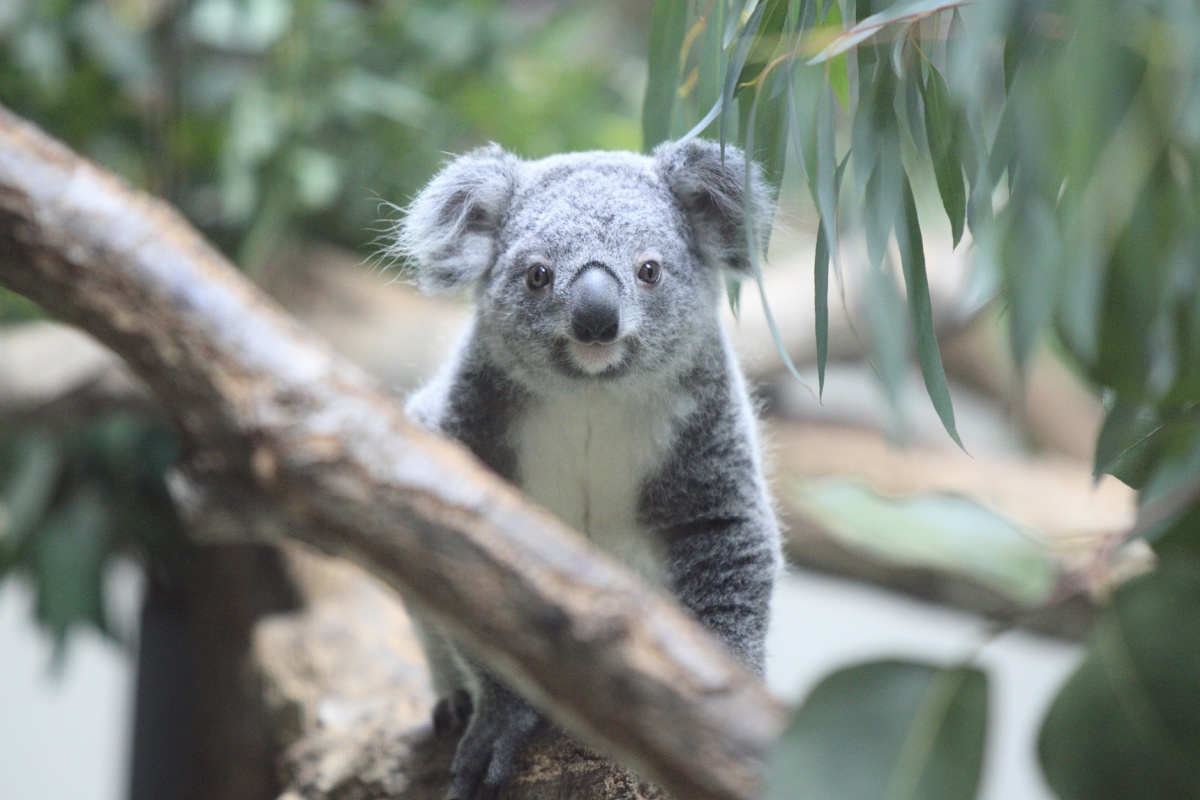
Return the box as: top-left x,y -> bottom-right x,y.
395,139 -> 781,800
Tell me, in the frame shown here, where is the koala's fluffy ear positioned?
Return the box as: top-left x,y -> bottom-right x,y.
654,139 -> 774,275
394,144 -> 518,292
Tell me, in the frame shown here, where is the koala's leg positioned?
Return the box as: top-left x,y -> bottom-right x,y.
665,517 -> 778,674
447,670 -> 543,800
411,615 -> 475,737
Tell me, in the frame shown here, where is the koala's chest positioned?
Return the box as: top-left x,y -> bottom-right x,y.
510,393 -> 688,584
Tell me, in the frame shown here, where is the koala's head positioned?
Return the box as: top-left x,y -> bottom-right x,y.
394,139 -> 772,390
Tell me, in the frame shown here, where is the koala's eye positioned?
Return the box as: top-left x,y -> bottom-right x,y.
637,260 -> 662,285
526,263 -> 553,290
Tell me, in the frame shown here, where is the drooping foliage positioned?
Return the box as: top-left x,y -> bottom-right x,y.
644,1 -> 1200,796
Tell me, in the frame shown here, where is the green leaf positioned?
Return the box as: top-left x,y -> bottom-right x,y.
792,478 -> 1059,604
863,154 -> 902,270
922,65 -> 966,247
898,55 -> 930,159
998,189 -> 1060,371
815,220 -> 830,397
696,0 -> 728,138
743,87 -> 811,392
864,257 -> 910,436
890,23 -> 914,79
736,0 -> 789,88
722,0 -> 751,49
0,434 -> 62,565
726,275 -> 743,318
821,1 -> 850,110
807,0 -> 971,65
816,81 -> 841,265
1039,560 -> 1200,800
29,485 -> 111,650
963,108 -> 995,239
768,659 -> 988,800
851,58 -> 898,203
829,51 -> 850,110
719,0 -> 769,150
1093,398 -> 1159,481
897,173 -> 963,449
743,66 -> 789,197
643,0 -> 691,150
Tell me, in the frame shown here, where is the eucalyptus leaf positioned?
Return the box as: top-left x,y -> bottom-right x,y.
807,0 -> 969,65
743,88 -> 811,391
922,65 -> 966,247
998,190 -> 1060,371
864,256 -> 910,435
824,0 -> 849,109
30,484 -> 111,649
1093,397 -> 1158,481
815,81 -> 841,264
744,67 -> 790,195
897,173 -> 963,449
643,0 -> 691,150
851,59 -> 897,201
723,0 -> 752,50
696,0 -> 728,138
1040,561 -> 1200,800
898,54 -> 929,159
768,659 -> 988,800
814,220 -> 830,396
792,478 -> 1058,604
0,434 -> 62,560
736,0 -> 790,89
719,0 -> 769,150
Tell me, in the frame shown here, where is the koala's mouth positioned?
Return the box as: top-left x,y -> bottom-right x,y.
568,340 -> 624,374
552,338 -> 636,379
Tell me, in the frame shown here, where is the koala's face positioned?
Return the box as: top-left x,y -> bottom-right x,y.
476,155 -> 721,386
397,140 -> 771,390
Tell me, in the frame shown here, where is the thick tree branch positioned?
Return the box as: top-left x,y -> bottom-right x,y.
0,106 -> 785,800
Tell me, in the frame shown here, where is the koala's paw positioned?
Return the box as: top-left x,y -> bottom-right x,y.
446,702 -> 542,800
433,689 -> 474,739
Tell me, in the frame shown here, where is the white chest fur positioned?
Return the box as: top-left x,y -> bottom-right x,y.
512,388 -> 691,584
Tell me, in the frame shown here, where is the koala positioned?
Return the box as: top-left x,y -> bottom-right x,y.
394,139 -> 781,800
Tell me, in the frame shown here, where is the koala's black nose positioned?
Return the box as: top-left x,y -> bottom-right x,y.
569,266 -> 621,344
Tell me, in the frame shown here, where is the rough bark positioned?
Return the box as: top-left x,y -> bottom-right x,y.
0,107 -> 784,800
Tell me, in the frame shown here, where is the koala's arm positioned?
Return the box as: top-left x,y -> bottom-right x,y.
641,377 -> 781,674
663,515 -> 778,672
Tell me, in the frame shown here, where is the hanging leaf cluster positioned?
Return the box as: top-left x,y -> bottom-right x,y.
645,2 -> 1200,797
0,418 -> 183,658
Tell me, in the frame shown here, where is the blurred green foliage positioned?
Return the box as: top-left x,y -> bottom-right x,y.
0,0 -> 646,652
768,660 -> 988,800
1040,562 -> 1200,800
0,0 -> 643,273
646,0 -> 1200,797
0,419 -> 182,654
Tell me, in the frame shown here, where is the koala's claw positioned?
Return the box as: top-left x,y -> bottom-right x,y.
446,700 -> 541,800
433,689 -> 474,739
